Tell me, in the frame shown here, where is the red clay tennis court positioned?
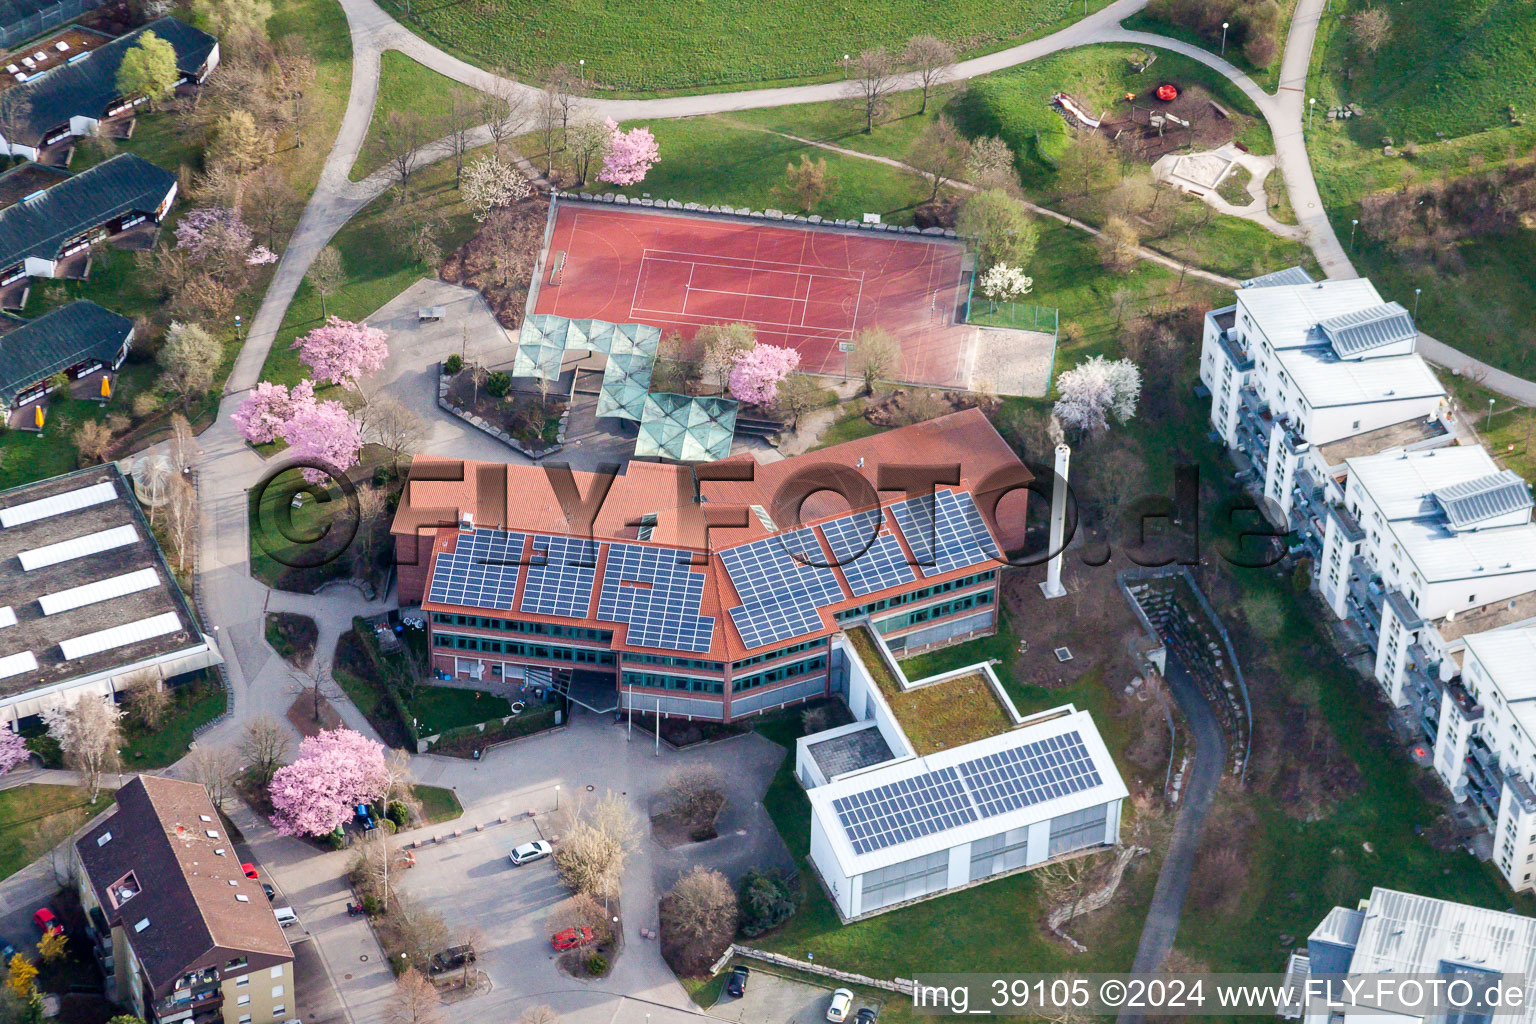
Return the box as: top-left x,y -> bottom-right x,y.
534,202 -> 977,388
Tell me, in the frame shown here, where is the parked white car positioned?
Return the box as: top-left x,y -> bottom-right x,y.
509,840 -> 553,866
827,989 -> 854,1022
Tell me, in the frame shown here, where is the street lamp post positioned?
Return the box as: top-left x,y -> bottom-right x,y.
1350,218 -> 1359,249
842,54 -> 849,78
1489,398 -> 1497,429
1308,96 -> 1315,131
578,58 -> 585,87
554,784 -> 560,811
1414,287 -> 1422,319
1221,21 -> 1229,54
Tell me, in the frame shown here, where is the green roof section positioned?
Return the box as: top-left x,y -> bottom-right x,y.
635,393 -> 738,462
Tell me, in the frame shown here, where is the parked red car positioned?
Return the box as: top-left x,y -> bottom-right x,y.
242,863 -> 259,880
550,927 -> 594,951
31,908 -> 60,936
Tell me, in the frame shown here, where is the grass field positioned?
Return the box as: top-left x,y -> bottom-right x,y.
120,675 -> 228,768
377,0 -> 1120,95
1118,0 -> 1296,92
0,785 -> 99,881
410,784 -> 462,825
407,686 -> 513,736
350,52 -> 486,182
1304,0 -> 1536,376
258,153 -> 482,388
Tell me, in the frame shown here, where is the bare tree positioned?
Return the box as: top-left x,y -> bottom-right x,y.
41,696 -> 123,802
1348,7 -> 1391,54
72,421 -> 115,465
394,896 -> 449,973
479,72 -> 530,156
306,246 -> 344,319
566,117 -> 608,187
536,82 -> 563,177
903,35 -> 956,114
384,969 -> 441,1024
519,1007 -> 559,1024
164,477 -> 198,573
351,831 -> 403,904
849,48 -> 897,134
272,35 -> 317,148
367,395 -> 428,473
187,743 -> 240,810
370,109 -> 431,199
482,206 -> 537,286
169,413 -> 196,477
698,322 -> 757,394
548,63 -> 577,146
775,373 -> 820,430
906,114 -> 971,203
659,866 -> 737,974
124,670 -> 171,729
442,94 -> 479,188
848,326 -> 898,394
352,486 -> 388,581
553,791 -> 638,906
243,168 -> 302,250
289,661 -> 342,726
240,713 -> 291,786
665,765 -> 724,823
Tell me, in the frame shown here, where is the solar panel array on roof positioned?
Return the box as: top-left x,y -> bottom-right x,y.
719,531 -> 846,649
830,729 -> 1108,855
957,732 -> 1102,818
426,529 -> 526,611
1433,471 -> 1534,530
518,535 -> 598,618
0,480 -> 115,528
832,766 -> 977,855
597,543 -> 715,652
889,490 -> 1001,577
820,509 -> 917,598
1318,301 -> 1417,359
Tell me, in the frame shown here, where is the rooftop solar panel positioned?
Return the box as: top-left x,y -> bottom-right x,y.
596,543 -> 715,653
957,731 -> 1102,818
426,529 -> 526,611
831,766 -> 978,855
820,509 -> 917,598
889,490 -> 1001,577
719,531 -> 847,649
519,535 -> 599,618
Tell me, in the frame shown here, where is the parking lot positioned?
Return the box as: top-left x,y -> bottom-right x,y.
709,967 -> 883,1024
401,817 -> 574,992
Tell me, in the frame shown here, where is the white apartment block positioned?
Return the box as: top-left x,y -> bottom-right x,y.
1282,887 -> 1536,1023
1317,445 -> 1536,707
1198,268 -> 1453,552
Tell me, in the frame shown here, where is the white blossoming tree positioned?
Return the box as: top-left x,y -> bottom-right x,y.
978,262 -> 1034,309
461,155 -> 532,222
1052,355 -> 1141,437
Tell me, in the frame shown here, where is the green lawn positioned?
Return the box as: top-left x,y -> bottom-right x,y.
410,784 -> 462,825
121,675 -> 228,768
258,154 -> 481,388
0,785 -> 100,880
1118,3 -> 1295,92
406,686 -> 512,736
350,52 -> 487,181
247,465 -> 358,589
378,0 -> 1121,95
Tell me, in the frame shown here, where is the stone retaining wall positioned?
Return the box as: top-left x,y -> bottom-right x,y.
437,362 -> 568,459
555,190 -> 960,240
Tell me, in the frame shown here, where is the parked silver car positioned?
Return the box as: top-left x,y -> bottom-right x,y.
509,840 -> 553,866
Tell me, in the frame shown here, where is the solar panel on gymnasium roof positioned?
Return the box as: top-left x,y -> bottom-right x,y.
819,509 -> 916,598
830,730 -> 1105,855
427,529 -> 526,611
596,542 -> 715,652
888,490 -> 1001,577
518,535 -> 600,618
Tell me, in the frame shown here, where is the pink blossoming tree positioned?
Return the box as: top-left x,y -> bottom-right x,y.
282,399 -> 363,483
728,344 -> 800,406
0,729 -> 29,776
269,728 -> 389,838
598,118 -> 660,187
233,380 -> 316,445
293,317 -> 389,391
175,207 -> 256,264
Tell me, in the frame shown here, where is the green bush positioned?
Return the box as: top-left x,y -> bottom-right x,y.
444,353 -> 463,374
325,829 -> 347,851
584,953 -> 609,976
737,867 -> 798,937
361,894 -> 382,915
386,801 -> 410,827
485,371 -> 511,397
372,465 -> 388,487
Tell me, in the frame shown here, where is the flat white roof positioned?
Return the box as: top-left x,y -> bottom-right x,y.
807,707 -> 1127,877
59,611 -> 179,661
39,567 -> 160,616
1465,628 -> 1536,737
1348,446 -> 1498,521
18,524 -> 137,571
1237,279 -> 1385,351
1347,887 -> 1536,985
1394,517 -> 1536,583
1275,347 -> 1443,409
0,481 -> 116,529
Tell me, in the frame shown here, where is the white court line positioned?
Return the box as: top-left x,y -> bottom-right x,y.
640,247 -> 867,279
627,304 -> 855,338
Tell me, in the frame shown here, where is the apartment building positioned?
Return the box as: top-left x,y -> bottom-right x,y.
1317,445 -> 1536,708
74,776 -> 294,1024
1281,887 -> 1536,1023
1198,269 -> 1453,553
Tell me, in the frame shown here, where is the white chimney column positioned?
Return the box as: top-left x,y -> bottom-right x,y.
1039,443 -> 1070,599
